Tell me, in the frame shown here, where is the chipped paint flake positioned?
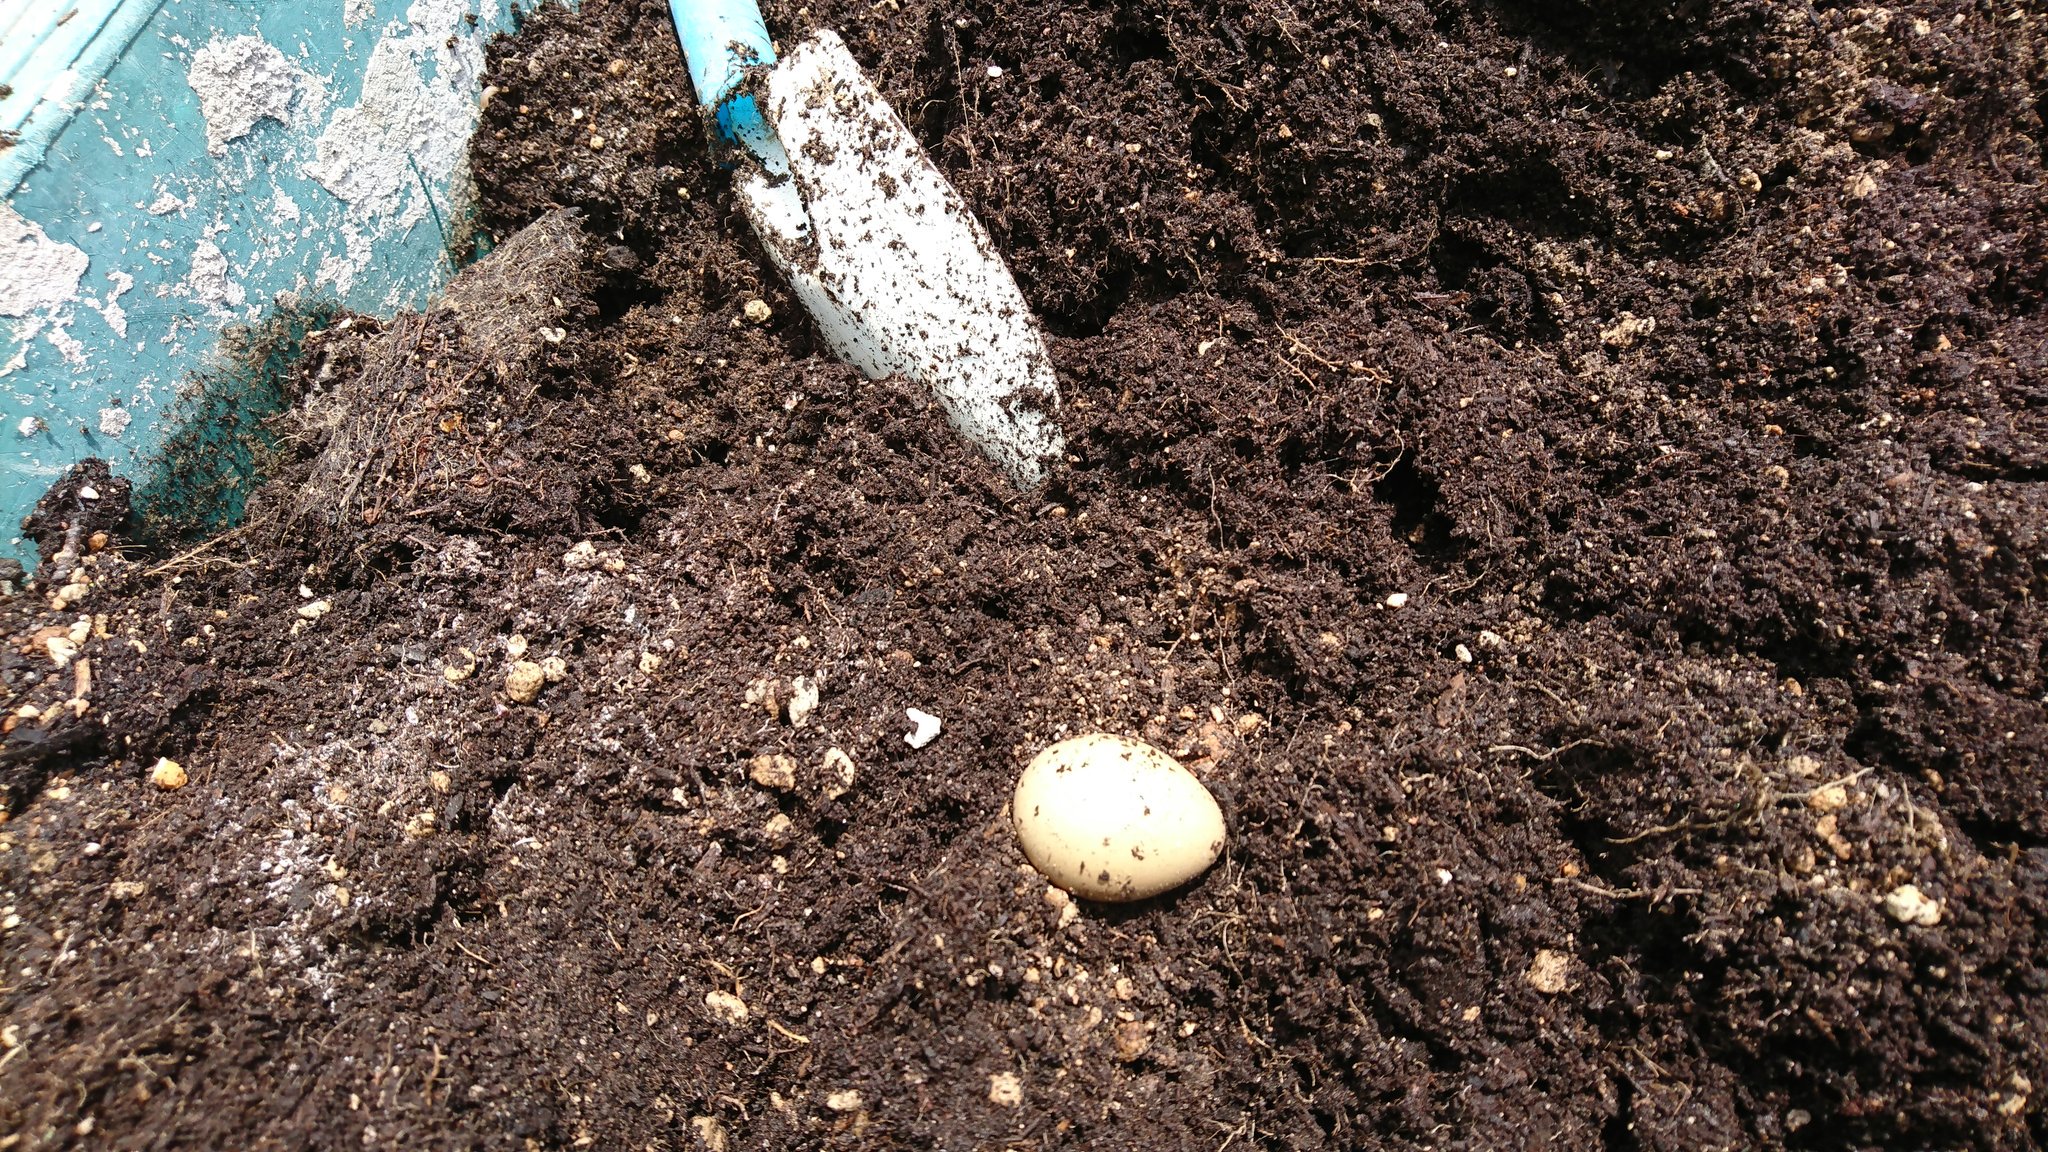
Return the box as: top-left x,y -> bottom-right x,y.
88,271 -> 134,338
0,204 -> 89,318
187,34 -> 307,155
46,324 -> 88,366
186,239 -> 247,312
305,0 -> 486,245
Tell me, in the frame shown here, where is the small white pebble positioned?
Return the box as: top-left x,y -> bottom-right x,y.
1384,592 -> 1410,609
1526,948 -> 1570,994
149,757 -> 187,790
45,636 -> 78,667
788,676 -> 820,727
1455,644 -> 1473,663
1503,66 -> 1518,77
988,1071 -> 1023,1106
504,660 -> 546,704
1808,783 -> 1849,812
985,64 -> 1003,78
905,708 -> 942,749
1884,883 -> 1941,927
822,746 -> 855,799
1435,868 -> 1454,885
704,989 -> 748,1025
750,753 -> 798,792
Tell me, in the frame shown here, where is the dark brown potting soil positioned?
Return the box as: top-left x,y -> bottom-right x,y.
3,0 -> 2045,1148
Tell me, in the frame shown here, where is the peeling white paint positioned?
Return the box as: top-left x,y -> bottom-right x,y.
97,406 -> 132,437
186,239 -> 247,312
304,0 -> 487,289
187,35 -> 307,156
0,319 -> 41,379
87,271 -> 134,338
46,324 -> 87,367
314,251 -> 357,296
345,0 -> 377,28
0,203 -> 88,318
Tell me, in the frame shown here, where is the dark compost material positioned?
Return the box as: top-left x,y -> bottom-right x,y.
2,1 -> 2045,1148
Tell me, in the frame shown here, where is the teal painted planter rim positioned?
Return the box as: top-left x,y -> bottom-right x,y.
0,0 -> 169,195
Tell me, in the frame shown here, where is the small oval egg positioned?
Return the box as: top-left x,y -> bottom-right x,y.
1012,733 -> 1226,902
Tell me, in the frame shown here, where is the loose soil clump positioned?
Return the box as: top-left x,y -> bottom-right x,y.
3,0 -> 2046,1148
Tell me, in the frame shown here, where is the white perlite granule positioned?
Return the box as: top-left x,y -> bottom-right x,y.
98,407 -> 133,437
187,34 -> 306,156
0,203 -> 88,318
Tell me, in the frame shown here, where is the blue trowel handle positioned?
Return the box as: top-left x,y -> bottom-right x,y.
668,0 -> 778,157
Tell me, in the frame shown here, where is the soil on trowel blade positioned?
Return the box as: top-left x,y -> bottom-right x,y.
3,0 -> 2046,1149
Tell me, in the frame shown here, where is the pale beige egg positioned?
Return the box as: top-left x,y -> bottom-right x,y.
1012,733 -> 1225,902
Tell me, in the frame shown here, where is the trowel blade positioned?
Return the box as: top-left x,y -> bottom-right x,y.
736,30 -> 1064,487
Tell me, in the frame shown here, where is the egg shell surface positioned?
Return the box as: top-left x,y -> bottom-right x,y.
1012,733 -> 1226,902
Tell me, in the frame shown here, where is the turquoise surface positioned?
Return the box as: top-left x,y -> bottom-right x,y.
0,0 -> 534,559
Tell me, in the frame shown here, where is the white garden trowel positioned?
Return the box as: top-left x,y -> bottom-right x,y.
669,0 -> 1065,486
